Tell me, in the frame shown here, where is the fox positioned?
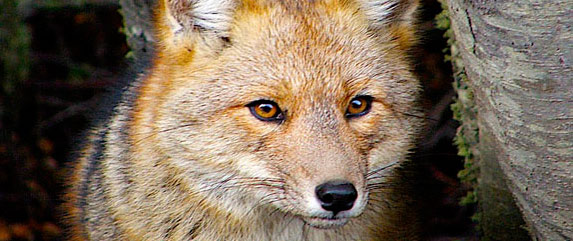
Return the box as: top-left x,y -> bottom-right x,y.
65,0 -> 423,240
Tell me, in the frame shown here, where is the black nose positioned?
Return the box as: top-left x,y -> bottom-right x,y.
315,180 -> 357,216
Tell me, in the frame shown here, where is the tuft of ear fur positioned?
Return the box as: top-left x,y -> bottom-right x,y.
356,0 -> 419,50
156,0 -> 237,54
357,0 -> 418,28
164,0 -> 236,35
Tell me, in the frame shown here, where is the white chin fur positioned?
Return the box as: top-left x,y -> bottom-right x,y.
302,216 -> 350,229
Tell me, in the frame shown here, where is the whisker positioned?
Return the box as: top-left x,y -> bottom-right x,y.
366,161 -> 399,178
366,183 -> 398,191
395,110 -> 439,122
199,177 -> 285,193
268,204 -> 284,217
245,191 -> 285,218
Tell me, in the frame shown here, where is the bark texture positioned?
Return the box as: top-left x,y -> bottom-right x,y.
119,0 -> 156,61
446,0 -> 572,240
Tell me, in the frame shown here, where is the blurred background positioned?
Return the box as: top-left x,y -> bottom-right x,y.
0,0 -> 476,240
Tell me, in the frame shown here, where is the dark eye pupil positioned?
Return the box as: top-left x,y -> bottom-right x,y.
259,104 -> 274,113
346,96 -> 372,118
248,100 -> 283,122
351,100 -> 363,109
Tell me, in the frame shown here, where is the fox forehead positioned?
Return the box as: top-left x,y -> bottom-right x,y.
204,1 -> 404,104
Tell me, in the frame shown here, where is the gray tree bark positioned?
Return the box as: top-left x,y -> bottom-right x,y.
119,0 -> 156,61
446,0 -> 572,240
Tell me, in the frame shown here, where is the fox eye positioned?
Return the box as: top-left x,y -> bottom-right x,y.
346,96 -> 372,118
247,100 -> 284,122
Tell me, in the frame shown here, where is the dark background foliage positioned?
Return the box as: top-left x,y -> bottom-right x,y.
0,0 -> 476,240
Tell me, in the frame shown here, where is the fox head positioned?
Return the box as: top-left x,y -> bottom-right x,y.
137,0 -> 421,229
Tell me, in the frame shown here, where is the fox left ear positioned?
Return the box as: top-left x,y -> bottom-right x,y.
157,0 -> 237,51
163,0 -> 236,35
357,0 -> 418,28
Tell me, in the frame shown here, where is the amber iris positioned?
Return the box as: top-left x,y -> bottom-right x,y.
346,96 -> 372,118
248,100 -> 284,122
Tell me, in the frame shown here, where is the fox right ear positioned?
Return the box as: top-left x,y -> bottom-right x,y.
156,0 -> 237,50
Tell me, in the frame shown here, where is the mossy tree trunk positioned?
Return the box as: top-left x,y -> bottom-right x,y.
446,0 -> 572,240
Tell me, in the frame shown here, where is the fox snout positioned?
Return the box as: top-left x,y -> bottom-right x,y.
315,180 -> 358,216
281,172 -> 366,229
296,179 -> 363,229
244,104 -> 371,228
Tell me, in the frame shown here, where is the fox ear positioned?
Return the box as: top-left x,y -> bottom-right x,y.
357,0 -> 418,28
158,0 -> 236,47
357,0 -> 418,50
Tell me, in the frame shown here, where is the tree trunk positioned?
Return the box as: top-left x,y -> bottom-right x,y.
119,0 -> 156,61
446,0 -> 572,240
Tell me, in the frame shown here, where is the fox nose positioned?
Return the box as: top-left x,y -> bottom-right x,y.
315,180 -> 357,216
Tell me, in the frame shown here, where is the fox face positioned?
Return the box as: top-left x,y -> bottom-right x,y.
129,0 -> 420,234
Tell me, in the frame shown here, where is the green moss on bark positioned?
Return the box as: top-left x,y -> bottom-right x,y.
436,0 -> 480,220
